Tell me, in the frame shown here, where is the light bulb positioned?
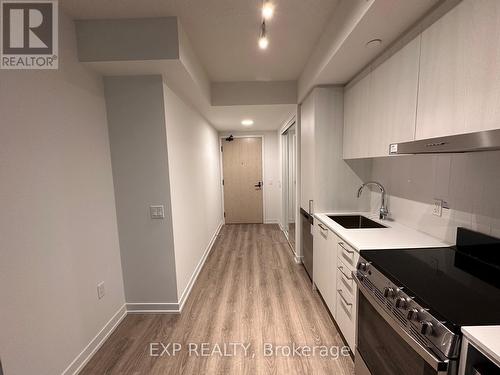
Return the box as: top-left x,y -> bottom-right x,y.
258,20 -> 269,50
258,36 -> 269,49
262,2 -> 274,19
241,119 -> 254,126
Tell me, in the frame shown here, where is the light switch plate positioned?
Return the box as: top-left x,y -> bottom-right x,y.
149,205 -> 165,219
432,199 -> 443,217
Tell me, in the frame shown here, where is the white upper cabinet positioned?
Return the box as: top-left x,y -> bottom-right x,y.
343,73 -> 371,159
301,87 -> 363,213
416,0 -> 500,139
369,36 -> 420,156
343,36 -> 420,159
416,2 -> 467,139
344,0 -> 500,156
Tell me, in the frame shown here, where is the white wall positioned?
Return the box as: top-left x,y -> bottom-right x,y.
0,12 -> 125,375
219,131 -> 282,224
104,75 -> 178,307
163,84 -> 223,302
369,151 -> 500,243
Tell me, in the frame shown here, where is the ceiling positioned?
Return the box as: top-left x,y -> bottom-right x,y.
61,0 -> 446,131
206,104 -> 296,132
60,0 -> 340,82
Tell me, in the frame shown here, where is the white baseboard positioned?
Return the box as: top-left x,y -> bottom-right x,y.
62,304 -> 127,375
63,221 -> 225,374
264,219 -> 280,224
126,302 -> 179,313
178,219 -> 224,312
125,220 -> 224,314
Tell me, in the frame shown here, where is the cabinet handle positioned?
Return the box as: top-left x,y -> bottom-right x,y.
339,242 -> 354,254
318,223 -> 328,231
338,266 -> 353,280
338,290 -> 352,306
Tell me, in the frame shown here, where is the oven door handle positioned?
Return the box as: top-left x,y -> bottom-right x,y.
354,275 -> 449,373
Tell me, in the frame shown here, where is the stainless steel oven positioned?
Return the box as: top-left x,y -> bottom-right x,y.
354,260 -> 458,375
353,229 -> 500,375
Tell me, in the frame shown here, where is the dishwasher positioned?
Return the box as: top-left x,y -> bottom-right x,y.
300,208 -> 313,280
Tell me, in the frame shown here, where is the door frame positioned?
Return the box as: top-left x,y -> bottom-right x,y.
280,117 -> 297,238
219,135 -> 266,224
279,113 -> 300,261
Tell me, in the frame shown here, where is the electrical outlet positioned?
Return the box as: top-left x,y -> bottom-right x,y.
97,282 -> 105,299
432,199 -> 443,217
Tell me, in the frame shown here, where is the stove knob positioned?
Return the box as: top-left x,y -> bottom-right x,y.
407,308 -> 419,321
383,287 -> 395,298
420,321 -> 434,336
357,262 -> 371,272
395,297 -> 408,310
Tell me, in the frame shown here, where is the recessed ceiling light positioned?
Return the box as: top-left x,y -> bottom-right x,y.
262,1 -> 274,19
241,119 -> 254,126
366,39 -> 382,49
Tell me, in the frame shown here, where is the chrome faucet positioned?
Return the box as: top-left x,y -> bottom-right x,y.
357,181 -> 389,220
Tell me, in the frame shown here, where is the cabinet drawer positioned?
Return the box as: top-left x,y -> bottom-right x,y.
337,240 -> 358,268
337,257 -> 356,297
336,286 -> 356,350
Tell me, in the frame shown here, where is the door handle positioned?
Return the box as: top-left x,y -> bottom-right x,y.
254,181 -> 263,189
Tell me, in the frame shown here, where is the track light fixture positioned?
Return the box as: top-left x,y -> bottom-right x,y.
258,1 -> 274,49
258,21 -> 269,50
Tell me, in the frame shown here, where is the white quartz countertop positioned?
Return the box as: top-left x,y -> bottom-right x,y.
462,326 -> 500,366
314,212 -> 450,251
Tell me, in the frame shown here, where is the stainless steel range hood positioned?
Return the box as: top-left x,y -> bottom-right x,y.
389,129 -> 500,155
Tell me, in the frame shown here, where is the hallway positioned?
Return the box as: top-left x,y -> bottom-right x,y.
81,224 -> 354,374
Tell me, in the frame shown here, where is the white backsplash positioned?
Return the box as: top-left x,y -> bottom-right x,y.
368,151 -> 500,244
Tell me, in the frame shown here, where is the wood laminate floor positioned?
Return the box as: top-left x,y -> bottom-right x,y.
81,224 -> 354,375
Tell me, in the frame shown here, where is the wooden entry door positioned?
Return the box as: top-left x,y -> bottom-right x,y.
222,137 -> 263,223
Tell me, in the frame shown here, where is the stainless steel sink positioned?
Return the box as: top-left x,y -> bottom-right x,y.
327,215 -> 387,229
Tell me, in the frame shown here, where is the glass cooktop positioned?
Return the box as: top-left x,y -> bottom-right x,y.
361,228 -> 500,333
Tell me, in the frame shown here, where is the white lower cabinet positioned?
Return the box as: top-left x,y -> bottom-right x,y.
313,220 -> 337,315
313,219 -> 358,352
336,256 -> 357,351
337,240 -> 359,269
